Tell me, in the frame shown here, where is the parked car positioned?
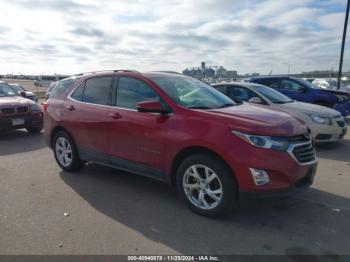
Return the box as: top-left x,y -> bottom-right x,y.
9,83 -> 38,102
0,81 -> 43,133
44,71 -> 317,217
35,75 -> 69,87
213,82 -> 347,143
246,76 -> 350,117
312,78 -> 350,93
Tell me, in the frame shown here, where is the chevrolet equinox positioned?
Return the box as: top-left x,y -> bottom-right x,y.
44,70 -> 318,217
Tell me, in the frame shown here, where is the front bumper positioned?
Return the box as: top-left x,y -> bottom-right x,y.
224,138 -> 317,193
239,163 -> 317,199
309,117 -> 347,143
0,112 -> 43,131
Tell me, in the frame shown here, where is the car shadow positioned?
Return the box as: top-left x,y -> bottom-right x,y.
0,129 -> 46,155
60,164 -> 350,255
316,138 -> 350,163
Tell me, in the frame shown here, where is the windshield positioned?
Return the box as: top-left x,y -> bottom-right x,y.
0,83 -> 18,97
254,85 -> 293,104
10,84 -> 25,92
151,76 -> 235,109
294,78 -> 319,89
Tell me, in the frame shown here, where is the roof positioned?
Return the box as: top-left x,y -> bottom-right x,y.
248,75 -> 295,80
71,70 -> 185,79
143,72 -> 187,78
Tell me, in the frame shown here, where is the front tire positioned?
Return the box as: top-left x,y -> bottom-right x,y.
176,153 -> 237,217
53,131 -> 83,172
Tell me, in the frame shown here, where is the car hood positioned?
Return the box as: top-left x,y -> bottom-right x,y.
276,101 -> 341,118
321,89 -> 349,96
200,103 -> 308,136
0,96 -> 34,106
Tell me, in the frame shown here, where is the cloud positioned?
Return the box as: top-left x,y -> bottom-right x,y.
0,0 -> 348,74
8,0 -> 95,14
70,26 -> 105,37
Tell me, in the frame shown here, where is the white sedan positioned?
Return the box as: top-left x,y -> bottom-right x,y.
213,82 -> 347,143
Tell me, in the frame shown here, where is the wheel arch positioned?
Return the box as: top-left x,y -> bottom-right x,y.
50,126 -> 75,149
169,146 -> 238,191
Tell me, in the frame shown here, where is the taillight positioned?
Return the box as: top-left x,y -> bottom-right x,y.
42,102 -> 48,112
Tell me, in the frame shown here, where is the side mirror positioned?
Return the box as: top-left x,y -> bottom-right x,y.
19,91 -> 27,97
248,97 -> 263,104
137,101 -> 168,114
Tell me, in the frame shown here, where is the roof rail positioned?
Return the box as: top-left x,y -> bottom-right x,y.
113,69 -> 141,73
72,69 -> 141,77
151,71 -> 183,75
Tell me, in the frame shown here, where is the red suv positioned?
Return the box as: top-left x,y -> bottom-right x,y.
44,70 -> 317,217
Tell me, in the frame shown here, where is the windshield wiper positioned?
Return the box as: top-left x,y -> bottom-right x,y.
274,100 -> 293,104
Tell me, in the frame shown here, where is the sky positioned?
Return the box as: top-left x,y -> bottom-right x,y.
0,0 -> 348,75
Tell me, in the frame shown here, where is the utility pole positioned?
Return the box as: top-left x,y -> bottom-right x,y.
338,0 -> 350,90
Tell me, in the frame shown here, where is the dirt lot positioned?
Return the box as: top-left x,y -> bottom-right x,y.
2,79 -> 48,93
0,124 -> 349,256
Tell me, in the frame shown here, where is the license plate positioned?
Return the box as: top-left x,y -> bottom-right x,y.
12,118 -> 24,126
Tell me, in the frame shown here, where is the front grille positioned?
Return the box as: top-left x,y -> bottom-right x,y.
16,106 -> 28,113
337,120 -> 345,128
1,107 -> 15,114
291,142 -> 316,164
315,134 -> 332,140
287,135 -> 310,143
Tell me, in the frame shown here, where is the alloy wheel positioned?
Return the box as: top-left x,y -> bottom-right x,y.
182,164 -> 223,210
55,137 -> 73,167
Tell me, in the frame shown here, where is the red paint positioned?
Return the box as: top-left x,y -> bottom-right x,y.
44,72 -> 316,193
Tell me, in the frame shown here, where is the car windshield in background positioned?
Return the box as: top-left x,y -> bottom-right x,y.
254,85 -> 293,104
10,84 -> 25,92
0,83 -> 18,97
151,76 -> 235,109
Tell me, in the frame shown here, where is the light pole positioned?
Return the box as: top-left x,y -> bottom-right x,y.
338,0 -> 350,90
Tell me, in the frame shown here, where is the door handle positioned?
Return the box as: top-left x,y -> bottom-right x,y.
65,105 -> 75,111
108,112 -> 122,119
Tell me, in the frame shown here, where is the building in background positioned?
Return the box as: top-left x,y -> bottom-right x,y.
183,62 -> 237,80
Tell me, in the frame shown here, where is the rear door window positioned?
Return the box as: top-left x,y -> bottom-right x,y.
280,79 -> 304,91
71,82 -> 85,101
82,77 -> 113,105
227,86 -> 258,102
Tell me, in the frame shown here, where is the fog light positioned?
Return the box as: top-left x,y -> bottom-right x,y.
249,168 -> 270,186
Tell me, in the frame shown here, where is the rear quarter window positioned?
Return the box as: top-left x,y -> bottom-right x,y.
50,79 -> 76,99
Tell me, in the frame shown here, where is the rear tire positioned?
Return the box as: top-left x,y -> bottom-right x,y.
176,153 -> 237,217
53,131 -> 83,172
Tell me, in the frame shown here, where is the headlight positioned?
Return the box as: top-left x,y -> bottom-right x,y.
30,103 -> 42,112
307,114 -> 331,125
232,131 -> 290,151
336,94 -> 350,102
